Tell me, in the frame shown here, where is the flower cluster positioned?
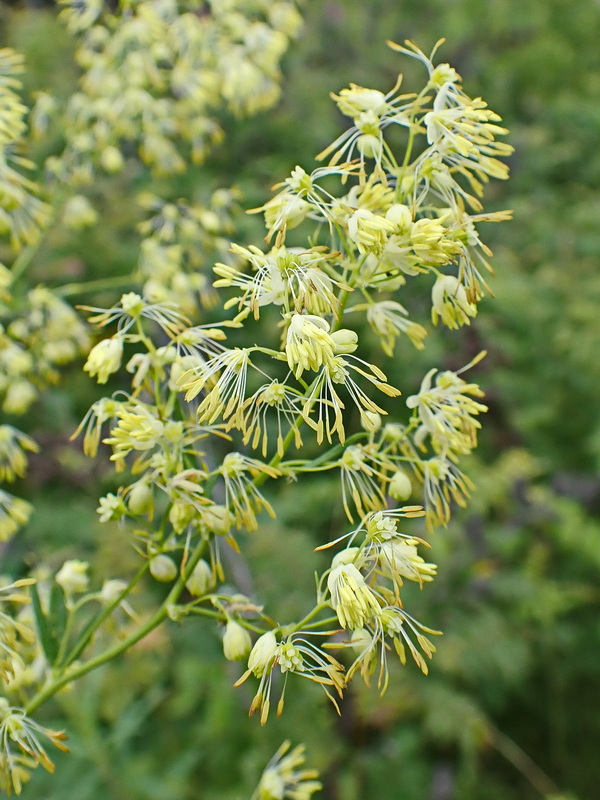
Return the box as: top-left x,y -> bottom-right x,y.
321,509 -> 440,691
65,42 -> 509,719
136,189 -> 240,315
39,0 -> 302,182
0,699 -> 69,795
0,35 -> 511,791
0,48 -> 50,250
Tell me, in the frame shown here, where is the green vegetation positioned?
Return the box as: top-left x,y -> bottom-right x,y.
1,1 -> 599,798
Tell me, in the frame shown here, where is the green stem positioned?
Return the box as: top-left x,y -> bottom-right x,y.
10,188 -> 70,287
54,605 -> 78,669
10,243 -> 40,285
185,606 -> 266,635
58,275 -> 135,297
25,539 -> 207,715
291,603 -> 330,632
60,560 -> 150,669
487,724 -> 561,797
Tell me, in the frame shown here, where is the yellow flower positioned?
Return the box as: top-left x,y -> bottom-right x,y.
327,562 -> 380,630
431,274 -> 477,329
252,741 -> 322,800
83,337 -> 123,384
217,453 -> 280,531
178,347 -> 251,426
285,314 -> 336,379
241,380 -> 303,457
0,489 -> 32,542
366,300 -> 427,355
347,209 -> 394,255
422,456 -> 474,531
377,539 -> 437,587
406,364 -> 487,456
0,426 -> 38,482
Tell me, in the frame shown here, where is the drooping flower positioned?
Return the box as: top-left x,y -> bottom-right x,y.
327,562 -> 380,630
241,380 -> 303,457
406,363 -> 487,457
83,337 -> 123,384
222,619 -> 252,662
217,453 -> 280,531
422,456 -> 474,531
252,741 -> 322,800
0,426 -> 38,483
366,300 -> 427,355
178,347 -> 252,426
431,274 -> 477,329
56,560 -> 90,596
236,632 -> 344,724
0,489 -> 32,542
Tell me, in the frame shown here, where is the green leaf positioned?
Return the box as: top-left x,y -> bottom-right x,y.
30,582 -> 58,663
48,583 -> 68,650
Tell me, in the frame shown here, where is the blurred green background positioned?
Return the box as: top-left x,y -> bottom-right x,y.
2,0 -> 600,798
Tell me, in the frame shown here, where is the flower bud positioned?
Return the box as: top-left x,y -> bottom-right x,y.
357,133 -> 382,159
351,627 -> 373,655
185,559 -> 213,596
360,410 -> 381,433
149,554 -> 178,582
330,329 -> 358,355
127,481 -> 153,516
100,578 -> 127,606
56,560 -> 89,595
223,619 -> 252,661
388,469 -> 412,501
84,337 -> 123,384
169,501 -> 196,533
201,504 -> 233,536
3,380 -> 37,415
63,195 -> 98,230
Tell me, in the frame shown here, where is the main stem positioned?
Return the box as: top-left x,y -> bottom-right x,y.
25,539 -> 206,715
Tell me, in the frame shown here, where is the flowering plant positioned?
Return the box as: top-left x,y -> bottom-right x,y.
0,5 -> 512,793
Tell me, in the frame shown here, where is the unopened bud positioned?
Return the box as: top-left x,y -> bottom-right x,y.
56,560 -> 89,595
185,559 -> 213,596
100,579 -> 127,606
149,555 -> 178,582
127,482 -> 153,516
169,501 -> 195,533
388,469 -> 412,501
223,619 -> 252,661
201,504 -> 233,536
330,329 -> 358,354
